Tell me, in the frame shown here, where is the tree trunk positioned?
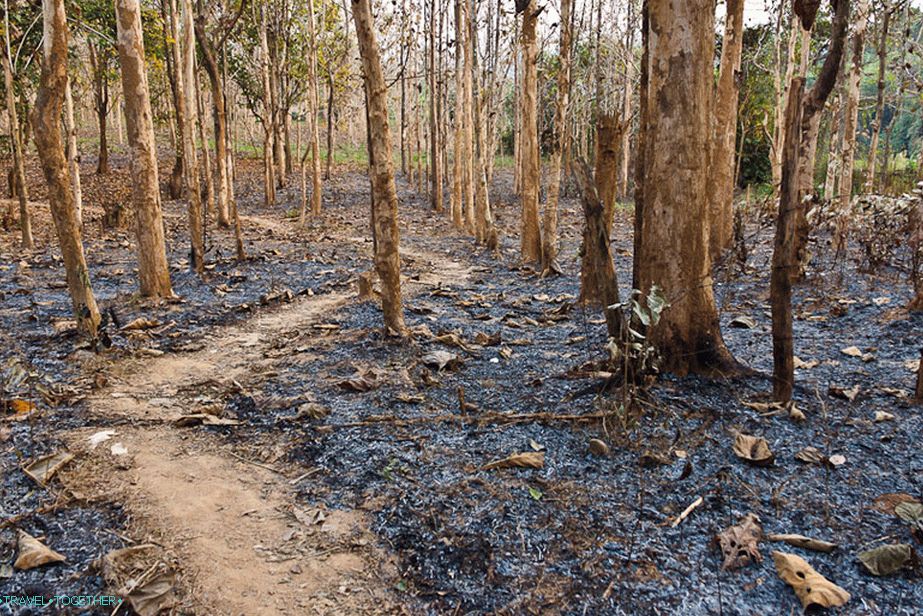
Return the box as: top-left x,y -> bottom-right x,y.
325,70 -> 335,180
195,5 -> 231,227
771,0 -> 850,401
575,159 -> 621,339
89,41 -> 110,175
33,0 -> 100,337
707,0 -> 745,262
835,0 -> 869,252
581,113 -> 620,303
636,0 -> 737,376
541,0 -> 571,273
450,0 -> 465,228
177,0 -> 205,272
428,0 -> 442,212
194,65 -> 214,222
63,75 -> 83,226
865,3 -> 890,192
632,0 -> 649,292
351,0 -> 405,334
306,0 -> 322,217
116,0 -> 174,297
823,93 -> 842,201
518,0 -> 541,263
259,5 -> 277,208
2,46 -> 33,248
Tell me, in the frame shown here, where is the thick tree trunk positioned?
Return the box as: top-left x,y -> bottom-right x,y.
2,48 -> 33,248
632,0 -> 649,292
351,0 -> 405,334
541,0 -> 571,274
707,0 -> 745,262
518,0 -> 541,263
33,0 -> 101,337
450,0 -> 465,228
469,0 -> 493,245
636,0 -> 737,376
116,0 -> 174,297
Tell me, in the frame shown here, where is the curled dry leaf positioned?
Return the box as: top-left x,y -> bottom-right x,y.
772,551 -> 850,609
14,531 -> 66,570
122,571 -> 176,616
794,446 -> 828,465
732,434 -> 774,466
829,384 -> 860,402
793,356 -> 820,370
23,450 -> 74,485
894,502 -> 923,532
480,451 -> 545,471
337,371 -> 379,392
857,544 -> 913,576
716,513 -> 762,570
729,315 -> 757,329
841,346 -> 863,358
874,411 -> 895,423
588,439 -> 609,457
766,533 -> 837,553
421,350 -> 461,371
871,493 -> 920,516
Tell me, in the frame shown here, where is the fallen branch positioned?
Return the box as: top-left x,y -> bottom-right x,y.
331,410 -> 610,429
671,496 -> 704,528
766,533 -> 837,553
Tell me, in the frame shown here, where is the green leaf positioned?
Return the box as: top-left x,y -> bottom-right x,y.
528,486 -> 543,501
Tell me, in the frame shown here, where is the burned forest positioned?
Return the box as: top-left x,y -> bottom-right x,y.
2,0 -> 923,613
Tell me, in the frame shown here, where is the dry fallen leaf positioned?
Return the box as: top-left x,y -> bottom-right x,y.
829,384 -> 860,402
588,439 -> 610,457
121,571 -> 176,616
480,451 -> 545,471
795,446 -> 826,465
14,531 -> 66,570
828,454 -> 846,467
766,533 -> 837,553
22,451 -> 74,485
772,551 -> 850,609
873,411 -> 895,423
857,544 -> 913,576
872,493 -> 920,515
716,513 -> 762,570
793,356 -> 820,370
732,434 -> 774,466
841,346 -> 863,358
421,350 -> 461,371
729,315 -> 757,329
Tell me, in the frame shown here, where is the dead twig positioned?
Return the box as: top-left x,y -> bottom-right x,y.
330,410 -> 610,430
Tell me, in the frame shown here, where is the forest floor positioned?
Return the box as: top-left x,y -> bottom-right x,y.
1,152 -> 922,615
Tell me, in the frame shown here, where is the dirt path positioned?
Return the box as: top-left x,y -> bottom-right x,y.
60,221 -> 471,614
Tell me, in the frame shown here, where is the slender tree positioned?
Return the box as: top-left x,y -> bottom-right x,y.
2,15 -> 33,248
707,0 -> 745,261
541,0 -> 571,274
351,0 -> 405,333
517,0 -> 541,263
32,0 -> 101,336
115,0 -> 174,297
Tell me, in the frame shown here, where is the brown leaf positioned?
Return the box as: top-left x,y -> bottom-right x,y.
716,513 -> 762,571
14,531 -> 66,570
829,384 -> 860,402
120,317 -> 161,331
122,571 -> 176,616
766,533 -> 837,553
841,346 -> 863,358
421,350 -> 461,371
732,434 -> 774,466
772,551 -> 850,609
795,446 -> 826,465
22,451 -> 74,485
480,451 -> 545,471
337,371 -> 379,392
857,544 -> 914,576
872,493 -> 921,516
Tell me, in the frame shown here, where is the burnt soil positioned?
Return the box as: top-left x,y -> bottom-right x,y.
1,152 -> 922,615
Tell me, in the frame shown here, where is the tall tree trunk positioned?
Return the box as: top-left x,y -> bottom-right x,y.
194,65 -> 215,222
581,113 -> 621,303
116,0 -> 174,297
428,0 -> 443,212
306,0 -> 322,217
33,0 -> 100,337
636,0 -> 737,375
195,4 -> 232,227
865,3 -> 890,192
460,0 -> 475,232
823,92 -> 842,201
541,0 -> 571,274
89,41 -> 110,175
351,0 -> 406,334
2,44 -> 33,248
707,0 -> 745,262
63,75 -> 83,226
835,0 -> 870,253
259,4 -> 277,207
771,0 -> 850,401
176,0 -> 205,272
325,70 -> 335,180
518,0 -> 541,263
450,0 -> 465,228
632,0 -> 649,292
